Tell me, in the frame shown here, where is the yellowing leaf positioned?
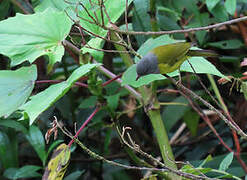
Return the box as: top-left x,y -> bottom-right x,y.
42,143 -> 70,180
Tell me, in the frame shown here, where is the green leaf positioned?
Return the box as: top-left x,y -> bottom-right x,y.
183,110 -> 199,136
26,125 -> 46,165
181,165 -> 212,175
219,152 -> 234,171
106,94 -> 120,111
34,0 -> 75,12
132,0 -> 151,45
77,0 -> 133,37
81,38 -> 104,62
194,13 -> 210,45
0,0 -> 10,20
79,96 -> 98,109
0,131 -> 12,168
225,0 -> 236,15
179,56 -> 226,78
22,82 -> 69,125
157,6 -> 181,20
210,3 -> 229,22
207,39 -> 244,49
3,165 -> 42,180
37,0 -> 130,62
199,155 -> 213,167
122,35 -> 226,87
162,96 -> 189,132
20,64 -> 100,125
0,65 -> 37,118
66,64 -> 100,84
122,64 -> 165,87
0,130 -> 19,169
206,0 -> 220,11
0,119 -> 28,134
0,8 -> 73,67
64,170 -> 84,180
78,0 -> 132,60
241,82 -> 247,100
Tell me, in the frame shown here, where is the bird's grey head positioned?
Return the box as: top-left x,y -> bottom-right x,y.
136,53 -> 159,80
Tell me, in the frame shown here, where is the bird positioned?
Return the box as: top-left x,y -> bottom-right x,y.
136,42 -> 218,80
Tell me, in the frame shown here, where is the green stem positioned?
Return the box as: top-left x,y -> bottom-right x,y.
140,86 -> 179,180
110,31 -> 133,67
149,0 -> 159,38
207,74 -> 228,112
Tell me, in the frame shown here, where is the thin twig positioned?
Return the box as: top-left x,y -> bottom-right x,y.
57,121 -> 216,180
163,74 -> 247,139
68,107 -> 100,147
102,73 -> 122,87
104,16 -> 247,35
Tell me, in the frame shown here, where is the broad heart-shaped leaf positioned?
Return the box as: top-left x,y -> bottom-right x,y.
43,143 -> 70,180
0,65 -> 37,118
20,63 -> 100,125
35,0 -> 132,62
0,8 -> 73,67
122,35 -> 227,87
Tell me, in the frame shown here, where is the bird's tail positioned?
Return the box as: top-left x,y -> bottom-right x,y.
188,50 -> 219,57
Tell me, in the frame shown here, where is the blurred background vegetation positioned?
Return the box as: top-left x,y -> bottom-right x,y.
1,0 -> 247,179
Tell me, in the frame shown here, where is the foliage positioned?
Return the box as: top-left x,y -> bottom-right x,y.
0,0 -> 247,179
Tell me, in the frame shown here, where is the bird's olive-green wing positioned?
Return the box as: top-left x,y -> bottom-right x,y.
151,42 -> 191,73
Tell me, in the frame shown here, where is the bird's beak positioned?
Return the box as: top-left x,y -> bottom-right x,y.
136,75 -> 141,81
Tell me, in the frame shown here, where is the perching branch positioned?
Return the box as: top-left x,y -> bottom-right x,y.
104,16 -> 247,35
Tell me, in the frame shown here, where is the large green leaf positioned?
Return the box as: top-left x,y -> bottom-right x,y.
3,165 -> 42,179
0,8 -> 73,67
20,64 -> 100,125
26,125 -> 46,165
35,0 -> 133,61
0,131 -> 12,168
206,0 -> 220,11
162,96 -> 189,132
210,3 -> 229,22
122,35 -> 226,87
0,131 -> 18,169
34,0 -> 75,12
225,0 -> 236,16
0,65 -> 37,118
132,0 -> 151,46
0,119 -> 28,134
